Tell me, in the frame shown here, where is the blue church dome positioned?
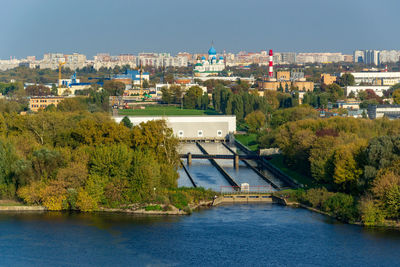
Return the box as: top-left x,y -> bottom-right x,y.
219,56 -> 224,60
201,56 -> 206,60
212,56 -> 216,60
208,46 -> 217,55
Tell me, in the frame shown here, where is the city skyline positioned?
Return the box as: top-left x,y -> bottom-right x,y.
1,0 -> 400,58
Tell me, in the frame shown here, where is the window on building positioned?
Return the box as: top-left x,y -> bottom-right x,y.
178,130 -> 184,137
217,130 -> 222,137
198,130 -> 203,137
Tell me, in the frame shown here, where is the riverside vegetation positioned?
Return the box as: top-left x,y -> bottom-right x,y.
256,106 -> 400,227
0,109 -> 214,212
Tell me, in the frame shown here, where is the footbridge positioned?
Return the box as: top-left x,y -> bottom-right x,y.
212,193 -> 287,206
180,153 -> 271,168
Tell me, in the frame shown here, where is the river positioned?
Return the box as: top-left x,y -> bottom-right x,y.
0,205 -> 400,266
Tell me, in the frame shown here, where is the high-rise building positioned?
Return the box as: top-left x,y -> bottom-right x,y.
353,50 -> 364,63
364,50 -> 380,65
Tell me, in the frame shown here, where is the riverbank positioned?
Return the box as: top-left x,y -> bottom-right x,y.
283,198 -> 400,229
0,200 -> 214,216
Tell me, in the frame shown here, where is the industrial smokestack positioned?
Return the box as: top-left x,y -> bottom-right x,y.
269,49 -> 274,78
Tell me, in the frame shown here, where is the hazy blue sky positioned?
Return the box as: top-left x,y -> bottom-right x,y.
1,0 -> 400,58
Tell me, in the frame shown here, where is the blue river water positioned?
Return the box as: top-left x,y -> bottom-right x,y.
1,204 -> 400,266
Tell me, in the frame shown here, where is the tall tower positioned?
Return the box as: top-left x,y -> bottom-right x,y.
269,49 -> 274,78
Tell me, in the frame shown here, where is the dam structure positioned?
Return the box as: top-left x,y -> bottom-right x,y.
112,114 -> 294,193
177,142 -> 293,193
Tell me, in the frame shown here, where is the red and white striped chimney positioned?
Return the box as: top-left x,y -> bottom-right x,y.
385,65 -> 388,72
269,49 -> 274,78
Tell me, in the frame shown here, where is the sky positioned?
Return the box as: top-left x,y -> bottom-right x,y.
1,0 -> 400,59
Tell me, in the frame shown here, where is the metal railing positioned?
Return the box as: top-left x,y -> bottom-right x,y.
220,185 -> 275,194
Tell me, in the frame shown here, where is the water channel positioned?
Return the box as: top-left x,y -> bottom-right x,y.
1,205 -> 400,266
178,142 -> 279,192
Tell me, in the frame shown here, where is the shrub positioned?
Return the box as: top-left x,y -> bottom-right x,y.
76,189 -> 98,212
359,196 -> 385,226
299,188 -> 334,209
322,193 -> 358,222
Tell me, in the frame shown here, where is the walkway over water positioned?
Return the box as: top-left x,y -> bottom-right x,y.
177,142 -> 290,192
179,153 -> 268,160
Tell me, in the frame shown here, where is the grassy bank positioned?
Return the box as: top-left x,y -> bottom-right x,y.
0,200 -> 26,207
235,134 -> 258,151
234,135 -> 313,187
119,106 -> 220,116
268,154 -> 314,187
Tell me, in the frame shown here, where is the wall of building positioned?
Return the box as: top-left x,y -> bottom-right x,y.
29,97 -> 65,112
258,81 -> 314,91
113,116 -> 236,139
321,73 -> 337,85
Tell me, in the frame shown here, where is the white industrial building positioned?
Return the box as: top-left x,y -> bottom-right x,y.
346,86 -> 390,97
367,105 -> 400,119
113,115 -> 236,140
343,72 -> 400,86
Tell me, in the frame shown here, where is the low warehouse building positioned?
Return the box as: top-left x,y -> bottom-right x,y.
367,105 -> 400,119
113,115 -> 236,141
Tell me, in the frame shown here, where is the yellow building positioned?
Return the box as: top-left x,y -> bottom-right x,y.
29,96 -> 65,112
258,80 -> 314,92
321,73 -> 337,85
276,71 -> 291,80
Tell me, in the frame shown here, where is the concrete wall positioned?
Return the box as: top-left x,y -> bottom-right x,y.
113,115 -> 236,140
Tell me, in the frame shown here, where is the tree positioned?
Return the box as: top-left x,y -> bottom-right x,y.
121,116 -> 133,129
142,79 -> 149,89
263,90 -> 279,110
51,84 -> 58,96
325,83 -> 344,102
183,86 -> 203,109
371,168 -> 400,219
339,73 -> 355,86
357,90 -> 368,101
161,86 -> 172,104
200,92 -> 209,110
103,80 -> 125,96
57,98 -> 87,112
393,89 -> 400,104
245,111 -> 266,132
332,144 -> 363,191
25,84 -> 51,96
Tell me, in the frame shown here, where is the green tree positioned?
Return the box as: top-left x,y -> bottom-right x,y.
200,92 -> 209,110
183,86 -> 203,109
51,84 -> 58,96
103,80 -> 125,96
325,83 -> 344,102
121,116 -> 133,129
339,73 -> 355,86
57,98 -> 87,112
245,110 -> 266,132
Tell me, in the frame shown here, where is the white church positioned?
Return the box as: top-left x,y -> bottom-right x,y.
194,46 -> 225,77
